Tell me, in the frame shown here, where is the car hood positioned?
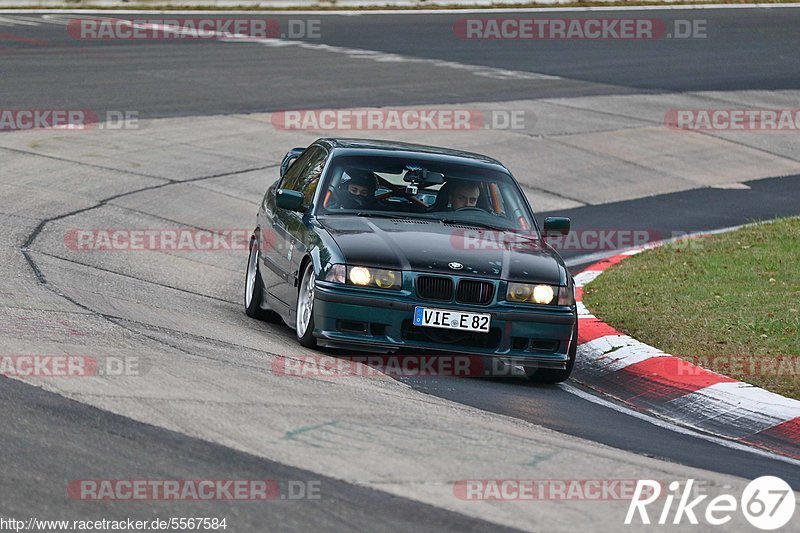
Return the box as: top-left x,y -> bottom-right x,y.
319,216 -> 564,285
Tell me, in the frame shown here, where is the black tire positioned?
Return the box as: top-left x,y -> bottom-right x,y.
525,320 -> 578,384
295,261 -> 318,348
244,234 -> 282,323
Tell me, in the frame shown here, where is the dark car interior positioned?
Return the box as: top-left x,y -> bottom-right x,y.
318,156 -> 533,231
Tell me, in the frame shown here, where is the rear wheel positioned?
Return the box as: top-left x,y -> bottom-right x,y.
244,234 -> 282,323
525,321 -> 578,384
295,261 -> 318,348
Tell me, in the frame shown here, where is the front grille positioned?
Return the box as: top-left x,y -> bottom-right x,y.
456,279 -> 494,305
416,276 -> 453,301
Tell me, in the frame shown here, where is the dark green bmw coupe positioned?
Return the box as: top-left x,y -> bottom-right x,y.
244,139 -> 578,382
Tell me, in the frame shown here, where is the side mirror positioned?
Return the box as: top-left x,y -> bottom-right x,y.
543,216 -> 570,236
280,147 -> 306,178
276,189 -> 305,212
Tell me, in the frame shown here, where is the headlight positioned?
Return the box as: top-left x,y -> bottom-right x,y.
532,284 -> 555,304
324,264 -> 401,290
349,266 -> 372,285
507,283 -> 532,302
374,269 -> 400,289
507,283 -> 565,305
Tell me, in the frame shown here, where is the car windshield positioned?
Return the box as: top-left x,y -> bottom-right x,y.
316,154 -> 536,231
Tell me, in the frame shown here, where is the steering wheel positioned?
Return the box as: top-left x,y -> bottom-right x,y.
454,206 -> 486,213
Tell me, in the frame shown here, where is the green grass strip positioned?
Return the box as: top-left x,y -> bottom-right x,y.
584,217 -> 800,399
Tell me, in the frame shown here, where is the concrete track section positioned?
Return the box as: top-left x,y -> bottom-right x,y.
0,377 -> 519,532
1,100 -> 798,530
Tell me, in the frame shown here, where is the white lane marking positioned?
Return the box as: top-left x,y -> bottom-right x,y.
567,250 -> 628,268
711,182 -> 752,190
575,301 -> 595,318
40,14 -> 80,25
561,382 -> 800,467
0,14 -> 77,26
4,4 -> 800,14
0,15 -> 40,26
79,17 -> 557,81
578,334 -> 667,374
220,38 -> 560,81
573,269 -> 602,287
653,381 -> 800,437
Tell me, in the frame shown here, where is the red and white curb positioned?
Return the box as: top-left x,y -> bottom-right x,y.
574,250 -> 800,460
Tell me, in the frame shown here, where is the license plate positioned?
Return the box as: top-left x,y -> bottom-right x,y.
413,306 -> 491,333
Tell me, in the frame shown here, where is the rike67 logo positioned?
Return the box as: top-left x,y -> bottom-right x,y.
626,477 -> 795,530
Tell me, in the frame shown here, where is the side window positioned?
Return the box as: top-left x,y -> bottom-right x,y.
280,146 -> 328,208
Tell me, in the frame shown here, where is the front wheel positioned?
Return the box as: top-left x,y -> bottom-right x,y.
525,321 -> 578,384
295,261 -> 318,348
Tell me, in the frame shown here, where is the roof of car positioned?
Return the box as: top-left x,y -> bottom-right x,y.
315,138 -> 507,169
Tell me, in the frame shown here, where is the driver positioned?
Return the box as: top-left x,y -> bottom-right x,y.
333,169 -> 379,210
448,181 -> 481,210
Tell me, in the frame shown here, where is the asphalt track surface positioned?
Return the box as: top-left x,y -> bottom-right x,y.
1,9 -> 799,117
556,173 -> 800,265
2,8 -> 800,530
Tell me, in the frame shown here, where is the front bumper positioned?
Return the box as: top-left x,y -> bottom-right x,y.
313,282 -> 576,367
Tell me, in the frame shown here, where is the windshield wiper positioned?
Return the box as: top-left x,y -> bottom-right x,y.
355,212 -> 402,219
439,218 -> 511,233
